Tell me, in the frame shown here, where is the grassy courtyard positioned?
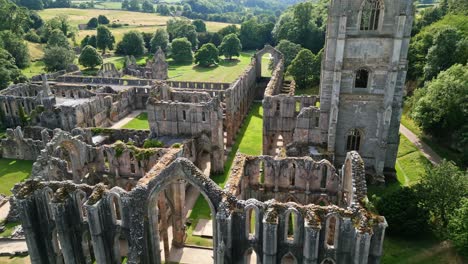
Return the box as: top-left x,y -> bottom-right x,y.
121,112 -> 150,130
0,159 -> 34,195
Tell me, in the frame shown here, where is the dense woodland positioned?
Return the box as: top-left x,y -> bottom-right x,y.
0,0 -> 467,261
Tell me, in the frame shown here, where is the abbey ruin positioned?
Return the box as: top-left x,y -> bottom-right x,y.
0,0 -> 414,263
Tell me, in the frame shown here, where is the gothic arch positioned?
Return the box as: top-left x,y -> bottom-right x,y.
255,45 -> 283,78
146,158 -> 225,263
358,0 -> 384,31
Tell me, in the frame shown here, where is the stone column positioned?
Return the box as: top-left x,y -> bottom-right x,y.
367,220 -> 388,264
158,196 -> 170,261
327,15 -> 347,153
353,232 -> 371,264
18,199 -> 45,263
52,203 -> 77,264
303,224 -> 320,264
262,221 -> 278,264
171,182 -> 186,247
85,203 -> 108,264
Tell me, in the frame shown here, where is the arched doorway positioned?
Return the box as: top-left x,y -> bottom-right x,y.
146,160 -> 223,263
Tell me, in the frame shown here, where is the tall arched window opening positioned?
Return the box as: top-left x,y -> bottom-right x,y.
326,216 -> 337,248
346,129 -> 362,152
360,0 -> 383,31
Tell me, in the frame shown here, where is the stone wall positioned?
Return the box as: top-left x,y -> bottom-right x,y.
225,154 -> 341,205
0,127 -> 48,160
13,152 -> 386,264
147,83 -> 224,173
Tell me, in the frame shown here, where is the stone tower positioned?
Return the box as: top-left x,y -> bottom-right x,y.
151,47 -> 169,80
319,0 -> 414,180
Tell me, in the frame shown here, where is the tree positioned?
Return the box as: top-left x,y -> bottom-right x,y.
287,49 -> 319,89
121,0 -> 129,9
97,15 -> 109,25
424,27 -> 465,80
239,18 -> 271,50
195,43 -> 219,67
157,4 -> 170,15
150,28 -> 169,53
128,0 -> 140,11
47,29 -> 69,48
171,38 -> 192,63
25,30 -> 41,43
276,40 -> 302,68
96,25 -> 114,54
273,1 -> 327,54
87,17 -> 98,29
79,45 -> 102,69
0,0 -> 30,34
141,32 -> 153,51
115,30 -> 145,56
142,1 -> 154,13
416,161 -> 467,236
448,198 -> 468,257
87,35 -> 97,48
0,48 -> 25,89
192,19 -> 206,32
43,46 -> 75,72
218,24 -> 239,37
81,35 -> 91,48
42,15 -> 73,40
219,33 -> 241,60
412,64 -> 468,155
375,187 -> 429,237
17,0 -> 44,10
167,18 -> 198,48
210,32 -> 222,47
0,31 -> 30,68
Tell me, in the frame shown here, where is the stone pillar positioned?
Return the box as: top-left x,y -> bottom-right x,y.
216,211 -> 230,264
52,203 -> 77,264
336,217 -> 354,263
85,203 -> 109,264
367,220 -> 388,264
171,182 -> 186,247
158,196 -> 170,261
303,224 -> 320,264
353,232 -> 371,264
327,15 -> 347,153
262,221 -> 278,264
18,199 -> 46,264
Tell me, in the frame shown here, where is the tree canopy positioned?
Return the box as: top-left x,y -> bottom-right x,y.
412,64 -> 468,156
96,25 -> 115,54
79,45 -> 103,69
116,30 -> 145,56
287,49 -> 321,89
195,43 -> 219,67
219,33 -> 242,60
171,37 -> 193,63
150,28 -> 169,53
43,46 -> 75,72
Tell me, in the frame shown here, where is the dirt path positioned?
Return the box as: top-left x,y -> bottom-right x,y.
399,125 -> 442,165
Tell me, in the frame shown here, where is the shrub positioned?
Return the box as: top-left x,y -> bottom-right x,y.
143,139 -> 164,148
376,187 -> 429,237
24,30 -> 41,43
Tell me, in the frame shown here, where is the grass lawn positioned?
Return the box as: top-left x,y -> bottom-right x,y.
0,221 -> 20,238
168,52 -> 254,83
0,159 -> 34,195
382,236 -> 465,264
21,61 -> 46,78
121,112 -> 150,130
0,256 -> 30,264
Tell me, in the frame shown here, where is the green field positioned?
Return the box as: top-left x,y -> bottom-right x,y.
38,8 -> 236,43
121,112 -> 150,130
0,256 -> 30,264
0,159 -> 33,195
